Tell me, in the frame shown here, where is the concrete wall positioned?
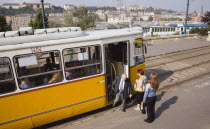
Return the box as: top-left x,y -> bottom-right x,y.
208,31 -> 210,41
143,34 -> 200,44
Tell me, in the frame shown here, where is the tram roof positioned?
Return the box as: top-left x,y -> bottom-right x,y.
0,27 -> 143,51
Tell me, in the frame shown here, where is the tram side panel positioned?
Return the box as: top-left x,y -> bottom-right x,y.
0,75 -> 107,128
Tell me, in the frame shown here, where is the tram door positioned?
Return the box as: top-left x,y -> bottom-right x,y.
104,42 -> 129,104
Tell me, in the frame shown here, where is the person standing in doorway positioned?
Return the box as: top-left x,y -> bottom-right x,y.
112,74 -> 132,112
134,69 -> 147,112
143,73 -> 159,123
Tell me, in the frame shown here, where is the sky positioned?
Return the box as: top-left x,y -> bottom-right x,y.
0,0 -> 209,13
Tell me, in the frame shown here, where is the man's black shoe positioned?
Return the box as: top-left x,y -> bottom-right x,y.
121,108 -> 126,112
144,119 -> 152,123
141,109 -> 146,114
112,103 -> 116,107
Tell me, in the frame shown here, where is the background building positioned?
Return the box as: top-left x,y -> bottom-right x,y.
63,4 -> 76,11
10,14 -> 33,30
2,3 -> 21,9
22,2 -> 51,10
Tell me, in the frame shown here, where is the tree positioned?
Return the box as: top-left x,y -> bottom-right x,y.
189,27 -> 210,36
148,16 -> 153,21
0,14 -> 7,32
29,11 -> 48,29
49,21 -> 64,28
7,20 -> 12,31
28,20 -> 34,28
72,6 -> 88,18
146,6 -> 154,12
105,14 -> 108,22
64,11 -> 74,26
64,6 -> 100,30
202,11 -> 210,26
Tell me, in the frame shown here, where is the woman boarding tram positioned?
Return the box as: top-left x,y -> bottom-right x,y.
0,27 -> 146,129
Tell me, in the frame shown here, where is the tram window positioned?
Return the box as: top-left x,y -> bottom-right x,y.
14,51 -> 63,90
167,28 -> 170,31
63,45 -> 102,80
0,57 -> 16,94
134,44 -> 144,65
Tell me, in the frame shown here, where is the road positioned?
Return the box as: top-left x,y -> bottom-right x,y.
44,74 -> 210,129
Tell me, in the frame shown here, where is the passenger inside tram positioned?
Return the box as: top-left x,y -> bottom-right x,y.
48,65 -> 62,84
44,58 -> 53,72
20,78 -> 31,89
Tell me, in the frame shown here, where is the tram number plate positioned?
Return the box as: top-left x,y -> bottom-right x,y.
31,47 -> 42,53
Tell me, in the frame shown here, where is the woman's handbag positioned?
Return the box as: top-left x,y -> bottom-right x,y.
141,103 -> 146,114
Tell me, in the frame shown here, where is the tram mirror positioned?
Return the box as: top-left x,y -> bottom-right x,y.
144,44 -> 147,54
134,38 -> 142,45
18,56 -> 38,67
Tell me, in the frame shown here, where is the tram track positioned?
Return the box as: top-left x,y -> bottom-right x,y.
146,50 -> 210,78
157,59 -> 210,77
145,45 -> 210,90
146,45 -> 210,68
146,45 -> 210,62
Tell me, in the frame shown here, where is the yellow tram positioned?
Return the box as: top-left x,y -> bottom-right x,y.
0,27 -> 146,129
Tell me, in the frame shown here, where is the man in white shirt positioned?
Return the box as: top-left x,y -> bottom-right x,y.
112,74 -> 132,112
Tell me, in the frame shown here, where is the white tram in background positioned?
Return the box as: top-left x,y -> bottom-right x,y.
143,24 -> 209,37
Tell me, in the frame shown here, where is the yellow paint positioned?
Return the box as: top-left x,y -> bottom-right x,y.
0,118 -> 33,129
129,64 -> 146,93
0,75 -> 106,128
0,64 -> 145,128
134,38 -> 143,45
32,97 -> 106,127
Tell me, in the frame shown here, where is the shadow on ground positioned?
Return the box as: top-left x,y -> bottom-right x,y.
156,96 -> 178,119
157,91 -> 166,101
146,68 -> 174,83
34,105 -> 114,129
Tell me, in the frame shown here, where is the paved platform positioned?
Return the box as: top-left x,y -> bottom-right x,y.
35,38 -> 210,129
47,74 -> 210,129
146,38 -> 210,57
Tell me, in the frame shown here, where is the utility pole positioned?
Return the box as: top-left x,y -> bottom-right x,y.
117,0 -> 122,19
41,0 -> 46,29
184,0 -> 189,35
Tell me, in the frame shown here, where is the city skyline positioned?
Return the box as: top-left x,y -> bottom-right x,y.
0,0 -> 209,13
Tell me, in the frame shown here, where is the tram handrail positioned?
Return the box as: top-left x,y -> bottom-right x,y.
110,63 -> 116,80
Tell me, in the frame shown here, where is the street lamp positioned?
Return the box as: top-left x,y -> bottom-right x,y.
41,0 -> 46,29
184,0 -> 190,35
